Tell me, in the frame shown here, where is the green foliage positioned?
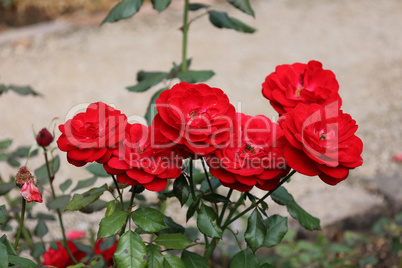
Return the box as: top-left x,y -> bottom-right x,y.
151,0 -> 171,12
230,251 -> 259,268
209,10 -> 256,33
65,185 -> 107,211
262,215 -> 288,248
154,233 -> 192,250
114,231 -> 147,268
244,209 -> 266,252
98,211 -> 127,239
131,207 -> 167,233
227,0 -> 255,16
197,204 -> 222,238
0,84 -> 41,97
102,0 -> 144,24
181,250 -> 209,268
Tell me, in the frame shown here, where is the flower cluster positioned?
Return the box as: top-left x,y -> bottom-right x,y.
58,61 -> 363,192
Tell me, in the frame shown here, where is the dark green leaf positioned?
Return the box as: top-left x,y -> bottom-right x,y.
0,241 -> 8,268
158,216 -> 185,234
173,174 -> 190,207
151,0 -> 171,12
65,185 -> 107,211
197,204 -> 222,238
186,198 -> 200,222
245,209 -> 266,252
13,146 -> 38,158
127,72 -> 168,92
8,255 -> 36,267
163,254 -> 185,268
132,207 -> 167,233
98,211 -> 127,239
59,179 -> 73,192
31,242 -> 46,260
0,153 -> 7,161
34,220 -> 48,238
72,177 -> 97,192
230,251 -> 259,268
144,88 -> 165,126
0,235 -> 16,256
358,255 -> 378,267
189,3 -> 209,11
86,163 -> 109,177
0,139 -> 12,149
46,195 -> 71,211
176,70 -> 215,83
0,182 -> 14,196
262,214 -> 288,247
260,263 -> 276,268
114,231 -> 147,268
170,59 -> 192,76
79,199 -> 108,214
146,244 -> 163,268
228,0 -> 254,16
199,176 -> 220,192
36,213 -> 56,221
102,0 -> 144,24
8,85 -> 40,96
105,200 -> 116,218
154,233 -> 192,250
7,156 -> 19,167
271,186 -> 320,231
0,205 -> 6,224
181,251 -> 209,268
202,193 -> 230,203
209,10 -> 255,33
0,84 -> 8,95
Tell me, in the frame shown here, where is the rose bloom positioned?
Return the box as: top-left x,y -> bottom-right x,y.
42,241 -> 86,268
262,60 -> 342,115
279,103 -> 363,185
66,230 -> 86,240
206,113 -> 290,192
20,180 -> 43,203
57,102 -> 127,167
94,238 -> 118,266
155,82 -> 236,155
103,123 -> 184,191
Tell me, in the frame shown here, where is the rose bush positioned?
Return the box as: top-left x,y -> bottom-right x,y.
42,241 -> 86,268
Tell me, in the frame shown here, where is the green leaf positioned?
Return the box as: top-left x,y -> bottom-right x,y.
36,212 -> 56,221
0,84 -> 8,95
151,0 -> 171,12
65,185 -> 107,211
132,207 -> 167,233
169,59 -> 192,75
79,199 -> 108,214
230,251 -> 259,268
202,193 -> 230,203
181,251 -> 209,268
127,72 -> 168,92
176,70 -> 215,83
154,233 -> 192,250
46,195 -> 71,211
146,244 -> 163,268
86,163 -> 109,177
98,211 -> 127,239
31,242 -> 46,260
114,231 -> 147,268
8,85 -> 40,96
262,214 -> 288,247
0,153 -> 7,161
0,241 -> 8,268
358,255 -> 378,267
72,177 -> 97,192
158,216 -> 185,235
271,187 -> 321,231
105,200 -> 116,218
8,255 -> 36,267
102,0 -> 144,24
0,139 -> 12,149
145,88 -> 165,126
245,209 -> 266,252
59,179 -> 73,192
173,174 -> 190,207
186,198 -> 200,222
0,235 -> 16,256
7,156 -> 19,167
0,205 -> 6,224
209,10 -> 256,33
197,204 -> 222,238
0,182 -> 14,196
12,146 -> 38,158
189,3 -> 209,11
163,254 -> 185,268
227,0 -> 255,16
34,220 -> 48,238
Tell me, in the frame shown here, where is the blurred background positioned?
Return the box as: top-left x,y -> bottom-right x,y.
0,0 -> 401,266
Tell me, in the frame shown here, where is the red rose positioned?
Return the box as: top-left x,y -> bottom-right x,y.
57,102 -> 127,167
94,238 -> 118,266
155,82 -> 236,155
36,128 -> 54,147
279,103 -> 363,185
20,179 -> 43,203
262,60 -> 342,115
206,113 -> 290,192
42,241 -> 86,268
104,122 -> 184,191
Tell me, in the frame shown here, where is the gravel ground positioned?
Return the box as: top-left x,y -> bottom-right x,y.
1,0 -> 401,241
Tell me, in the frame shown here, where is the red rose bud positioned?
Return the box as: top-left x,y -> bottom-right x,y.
66,230 -> 86,240
36,128 -> 54,147
20,180 -> 43,203
15,166 -> 34,188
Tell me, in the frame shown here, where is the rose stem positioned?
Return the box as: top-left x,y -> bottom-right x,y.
200,157 -> 219,212
217,188 -> 233,226
181,0 -> 190,71
43,149 -> 77,264
188,154 -> 196,200
13,197 -> 26,250
111,175 -> 124,210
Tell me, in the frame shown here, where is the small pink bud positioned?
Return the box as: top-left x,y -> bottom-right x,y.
20,180 -> 43,203
66,230 -> 86,240
36,128 -> 54,147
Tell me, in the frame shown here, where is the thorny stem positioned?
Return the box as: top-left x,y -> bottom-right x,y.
111,175 -> 124,210
188,155 -> 196,200
13,197 -> 26,250
181,0 -> 190,71
200,157 -> 219,212
226,227 -> 243,251
44,149 -> 77,264
223,170 -> 296,229
122,186 -> 137,234
217,188 -> 233,226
